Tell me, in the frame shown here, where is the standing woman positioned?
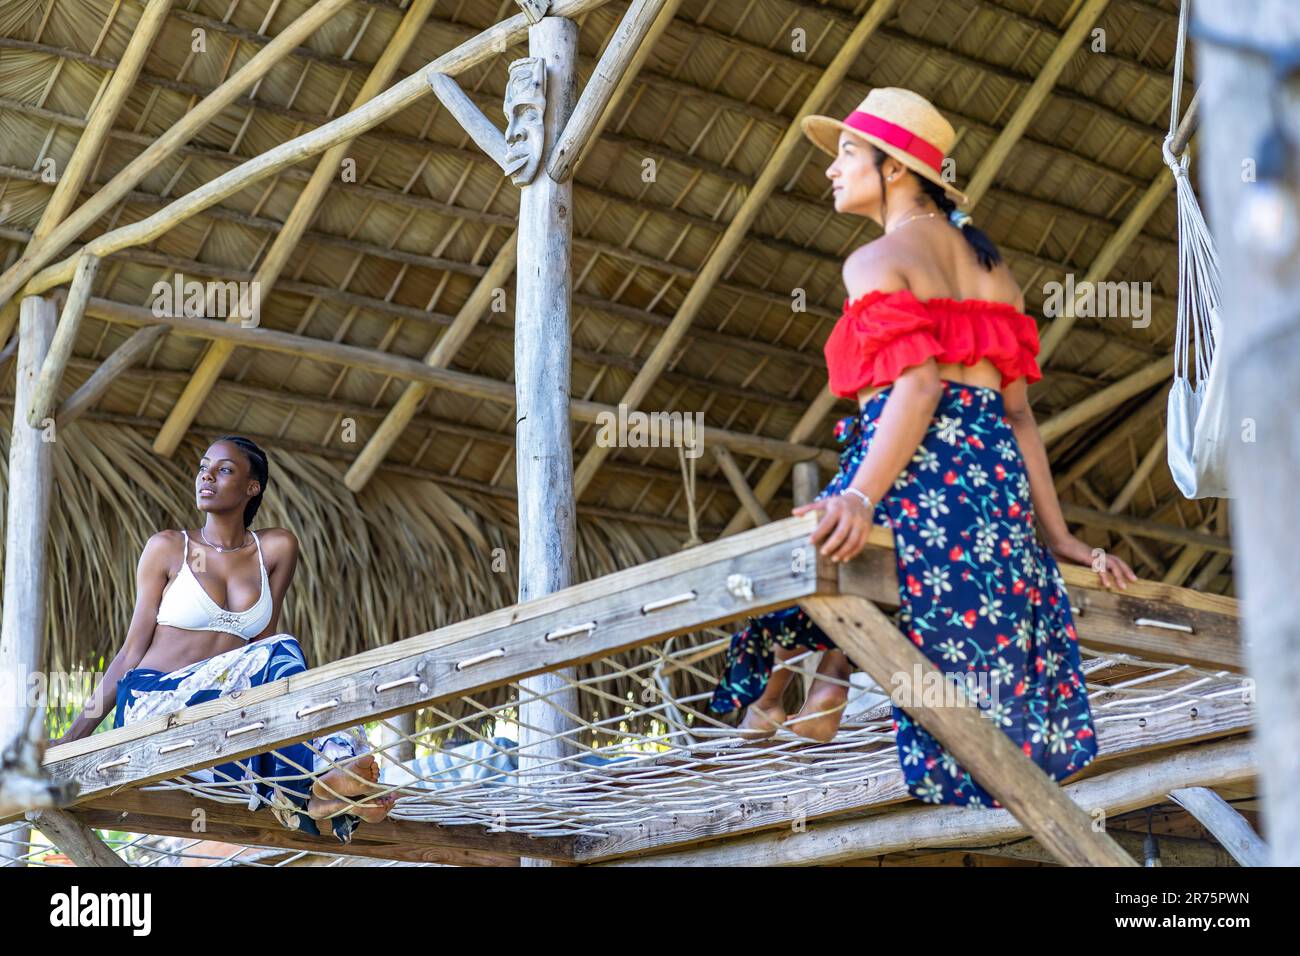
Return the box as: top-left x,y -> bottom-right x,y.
55,435 -> 396,842
708,89 -> 1136,808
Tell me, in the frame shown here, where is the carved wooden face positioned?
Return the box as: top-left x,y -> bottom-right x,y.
503,58 -> 546,185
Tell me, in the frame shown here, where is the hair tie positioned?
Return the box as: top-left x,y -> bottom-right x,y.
948,209 -> 973,230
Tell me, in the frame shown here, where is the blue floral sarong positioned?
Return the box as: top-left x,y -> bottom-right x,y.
114,633 -> 368,842
709,381 -> 1099,808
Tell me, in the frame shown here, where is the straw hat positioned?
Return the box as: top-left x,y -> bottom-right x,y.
801,87 -> 969,208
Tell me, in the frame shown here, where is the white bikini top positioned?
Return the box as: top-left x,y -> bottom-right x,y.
156,530 -> 273,641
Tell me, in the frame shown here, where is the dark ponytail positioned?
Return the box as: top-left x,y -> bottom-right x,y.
871,146 -> 1002,271
214,434 -> 269,529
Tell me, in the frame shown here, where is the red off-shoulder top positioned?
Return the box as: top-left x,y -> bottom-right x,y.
823,288 -> 1042,399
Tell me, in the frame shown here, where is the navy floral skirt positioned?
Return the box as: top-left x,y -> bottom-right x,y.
709,381 -> 1098,808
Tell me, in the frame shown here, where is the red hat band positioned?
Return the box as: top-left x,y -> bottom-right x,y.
843,110 -> 945,176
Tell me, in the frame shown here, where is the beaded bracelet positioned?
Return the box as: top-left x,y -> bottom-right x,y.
842,487 -> 873,511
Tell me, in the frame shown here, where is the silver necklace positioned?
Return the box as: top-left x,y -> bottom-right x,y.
199,527 -> 250,552
885,210 -> 941,234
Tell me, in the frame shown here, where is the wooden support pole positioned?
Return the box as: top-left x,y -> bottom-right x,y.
0,297 -> 55,864
28,0 -> 174,246
711,445 -> 769,527
797,594 -> 1135,866
1,297 -> 56,748
26,253 -> 99,427
545,0 -> 670,182
57,324 -> 168,426
343,232 -> 520,492
1167,786 -> 1267,866
791,460 -> 820,509
1198,0 -> 1300,863
24,808 -> 125,867
151,0 -> 439,458
596,737 -> 1253,866
515,16 -> 581,800
0,0 -> 355,328
570,0 -> 897,499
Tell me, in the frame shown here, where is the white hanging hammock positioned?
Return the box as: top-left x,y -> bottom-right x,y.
1164,0 -> 1232,499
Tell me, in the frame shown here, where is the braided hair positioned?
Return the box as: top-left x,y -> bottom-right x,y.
870,145 -> 1002,271
213,435 -> 270,529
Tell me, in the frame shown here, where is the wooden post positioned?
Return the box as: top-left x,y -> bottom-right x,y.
0,297 -> 55,864
513,17 -> 581,826
799,594 -> 1135,866
1196,0 -> 1300,865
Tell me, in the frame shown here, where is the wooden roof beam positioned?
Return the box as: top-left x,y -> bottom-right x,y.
150,0 -> 440,458
0,0 -> 356,336
27,0 -> 174,246
569,0 -> 900,499
79,295 -> 842,470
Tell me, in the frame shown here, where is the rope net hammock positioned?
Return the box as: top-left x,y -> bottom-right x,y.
4,632 -> 1253,860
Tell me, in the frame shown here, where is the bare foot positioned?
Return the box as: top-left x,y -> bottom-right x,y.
312,752 -> 380,800
307,792 -> 397,824
788,681 -> 848,743
736,700 -> 787,738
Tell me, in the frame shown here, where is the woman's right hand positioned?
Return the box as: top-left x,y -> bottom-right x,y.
793,492 -> 875,563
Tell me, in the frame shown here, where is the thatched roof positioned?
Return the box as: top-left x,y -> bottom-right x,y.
0,0 -> 1229,707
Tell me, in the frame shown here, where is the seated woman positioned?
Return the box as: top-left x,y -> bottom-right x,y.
54,435 -> 396,842
709,88 -> 1137,808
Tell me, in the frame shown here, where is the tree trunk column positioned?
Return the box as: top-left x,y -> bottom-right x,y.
515,16 -> 581,787
0,296 -> 57,865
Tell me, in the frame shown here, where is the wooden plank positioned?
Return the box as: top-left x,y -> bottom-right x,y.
595,737 -> 1254,866
1168,786 -> 1268,866
23,516 -> 836,815
798,594 -> 1135,866
837,538 -> 1241,671
24,808 -> 126,867
74,787 -> 555,864
68,806 -> 520,867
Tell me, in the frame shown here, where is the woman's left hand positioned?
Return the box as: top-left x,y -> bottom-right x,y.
1049,533 -> 1138,590
793,493 -> 875,563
